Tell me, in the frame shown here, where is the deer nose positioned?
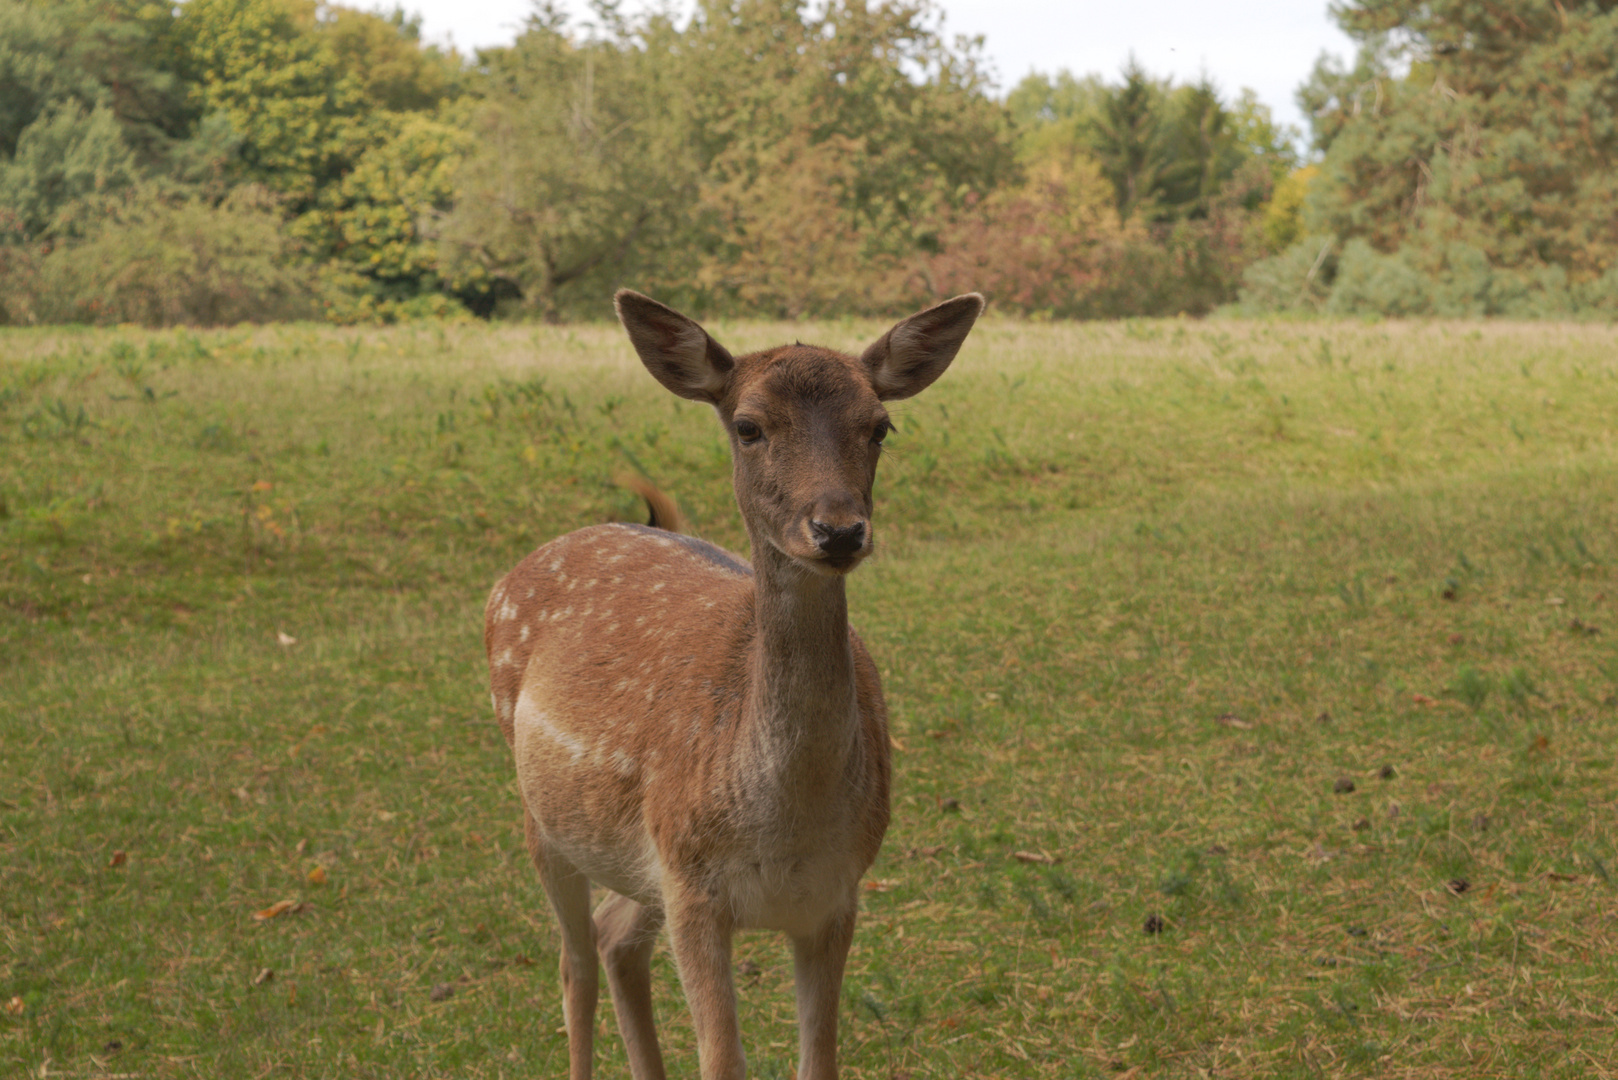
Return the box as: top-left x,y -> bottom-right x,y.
810,519 -> 866,558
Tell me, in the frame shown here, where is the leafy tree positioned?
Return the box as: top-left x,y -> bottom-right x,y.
440,6 -> 704,318
0,0 -> 201,239
1248,0 -> 1618,315
445,0 -> 1013,318
684,0 -> 1013,315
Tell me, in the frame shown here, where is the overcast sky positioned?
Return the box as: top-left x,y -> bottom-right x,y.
390,0 -> 1358,139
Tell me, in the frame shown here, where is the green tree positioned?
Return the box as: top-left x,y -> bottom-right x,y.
444,0 -> 1013,318
0,0 -> 201,240
1089,59 -> 1164,219
1250,0 -> 1618,315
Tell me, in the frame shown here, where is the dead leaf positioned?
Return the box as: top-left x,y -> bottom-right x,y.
888,734 -> 906,751
863,879 -> 898,893
4,996 -> 23,1016
253,968 -> 274,986
1547,596 -> 1565,606
430,983 -> 454,1002
915,844 -> 945,859
254,899 -> 298,921
1412,693 -> 1437,706
107,850 -> 126,868
1012,851 -> 1058,865
276,631 -> 297,647
1214,713 -> 1253,730
307,866 -> 327,886
252,480 -> 274,492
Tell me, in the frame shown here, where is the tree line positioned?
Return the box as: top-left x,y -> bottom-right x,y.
2,0 -> 1611,325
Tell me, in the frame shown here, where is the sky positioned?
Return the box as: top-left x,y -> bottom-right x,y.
390,0 -> 1359,139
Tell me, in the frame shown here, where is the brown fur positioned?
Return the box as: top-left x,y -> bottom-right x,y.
486,289 -> 983,1080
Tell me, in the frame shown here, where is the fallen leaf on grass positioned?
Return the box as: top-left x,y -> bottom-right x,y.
430,983 -> 454,1002
1012,851 -> 1058,866
253,899 -> 302,921
888,734 -> 906,751
307,866 -> 327,886
1214,713 -> 1253,730
252,968 -> 274,986
863,879 -> 899,893
1411,693 -> 1438,706
107,850 -> 126,868
4,996 -> 23,1015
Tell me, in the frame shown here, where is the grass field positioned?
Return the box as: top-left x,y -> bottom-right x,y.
3,314 -> 1617,1079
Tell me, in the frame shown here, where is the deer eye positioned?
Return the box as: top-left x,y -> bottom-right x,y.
872,420 -> 891,445
734,419 -> 763,443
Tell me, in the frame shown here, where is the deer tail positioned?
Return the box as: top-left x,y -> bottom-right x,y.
617,473 -> 685,534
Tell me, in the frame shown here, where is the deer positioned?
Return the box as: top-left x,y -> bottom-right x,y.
484,288 -> 984,1080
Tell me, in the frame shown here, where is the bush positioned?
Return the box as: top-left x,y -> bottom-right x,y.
0,185 -> 317,327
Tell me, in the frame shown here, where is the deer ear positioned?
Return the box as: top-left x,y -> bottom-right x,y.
615,290 -> 734,403
860,294 -> 984,401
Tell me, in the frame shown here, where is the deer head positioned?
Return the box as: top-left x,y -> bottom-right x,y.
615,290 -> 985,576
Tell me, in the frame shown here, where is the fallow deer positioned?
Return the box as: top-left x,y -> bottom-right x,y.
484,289 -> 984,1079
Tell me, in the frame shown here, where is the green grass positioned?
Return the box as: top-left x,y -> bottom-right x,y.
3,316 -> 1617,1078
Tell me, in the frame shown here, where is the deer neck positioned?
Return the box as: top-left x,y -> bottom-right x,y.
745,537 -> 858,772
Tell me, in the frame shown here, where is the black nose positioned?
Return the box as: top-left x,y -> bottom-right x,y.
811,520 -> 866,558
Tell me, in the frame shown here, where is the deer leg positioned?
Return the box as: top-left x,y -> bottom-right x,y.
792,906 -> 857,1080
526,812 -> 598,1080
595,892 -> 668,1080
664,889 -> 745,1079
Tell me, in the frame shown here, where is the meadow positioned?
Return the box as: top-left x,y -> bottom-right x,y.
2,314 -> 1616,1079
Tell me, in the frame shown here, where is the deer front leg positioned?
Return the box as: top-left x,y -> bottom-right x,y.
792,906 -> 857,1080
595,892 -> 668,1080
526,812 -> 599,1080
664,888 -> 745,1079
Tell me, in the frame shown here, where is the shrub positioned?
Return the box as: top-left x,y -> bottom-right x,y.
0,185 -> 317,327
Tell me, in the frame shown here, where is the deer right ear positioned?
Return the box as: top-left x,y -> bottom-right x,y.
615,290 -> 734,404
860,293 -> 984,401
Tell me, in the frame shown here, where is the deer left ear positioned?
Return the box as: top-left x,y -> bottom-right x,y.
860,294 -> 985,401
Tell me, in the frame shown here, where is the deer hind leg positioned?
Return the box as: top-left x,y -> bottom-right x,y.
525,811 -> 599,1080
594,892 -> 668,1080
792,906 -> 857,1080
664,887 -> 745,1079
